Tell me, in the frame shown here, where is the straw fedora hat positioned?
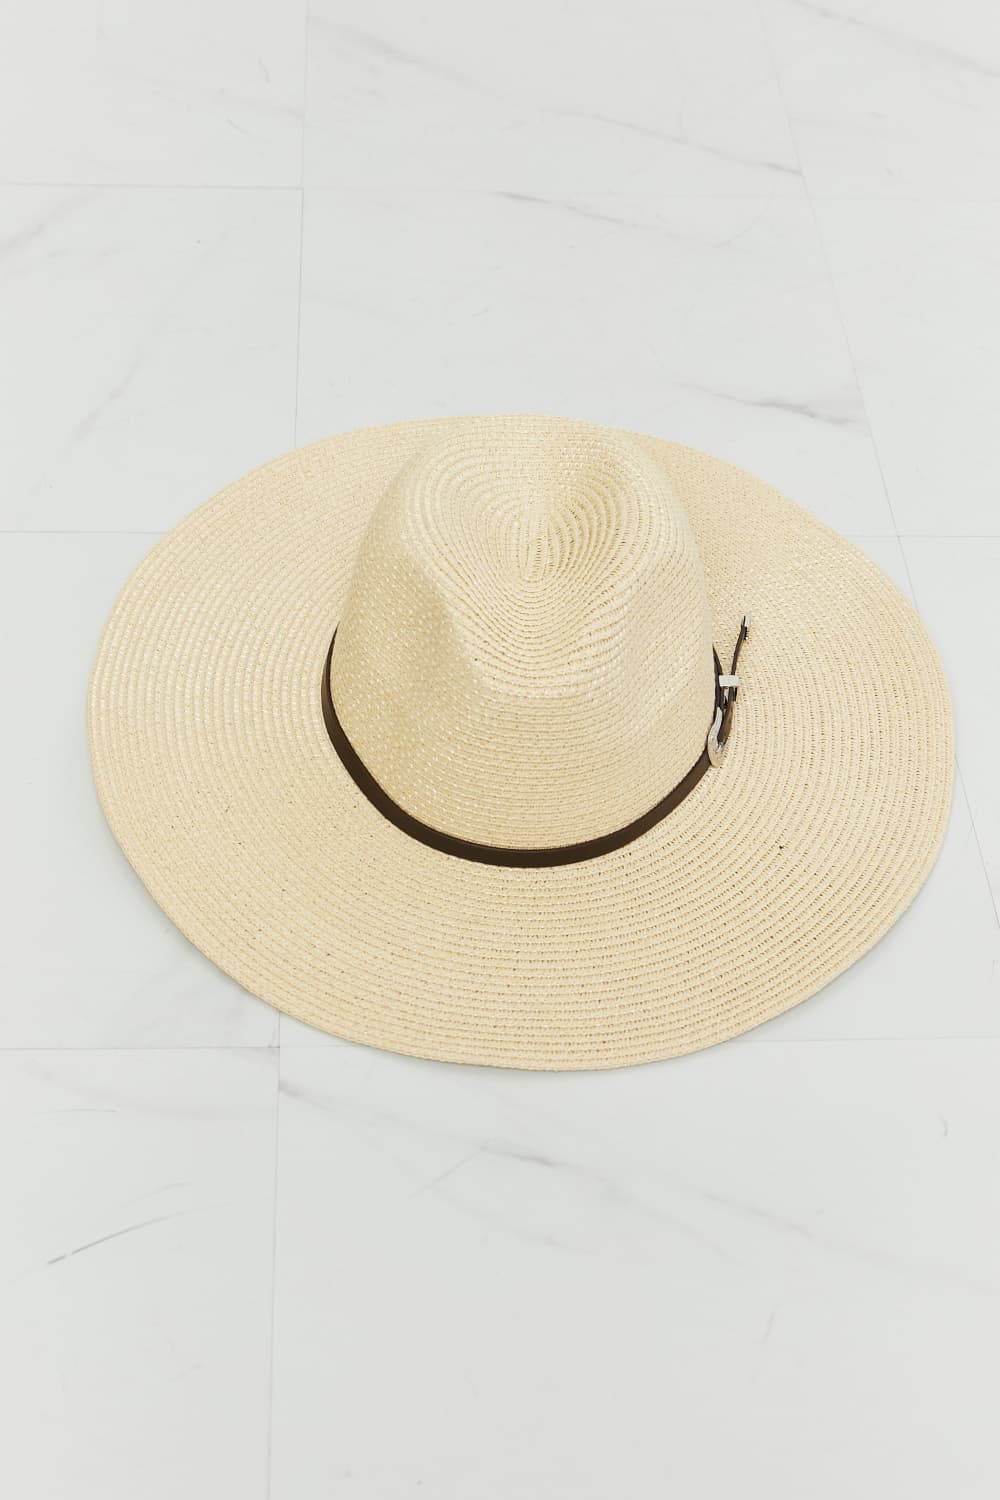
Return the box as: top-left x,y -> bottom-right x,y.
89,415 -> 953,1069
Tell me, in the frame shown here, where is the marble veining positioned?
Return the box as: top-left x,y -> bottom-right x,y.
785,0 -> 1000,83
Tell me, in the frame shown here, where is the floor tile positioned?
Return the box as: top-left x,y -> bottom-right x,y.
269,1041 -> 1000,1499
814,198 -> 1000,535
0,1048 -> 276,1500
761,0 -> 1000,199
0,186 -> 300,530
297,190 -> 893,533
304,0 -> 800,194
904,536 -> 1000,919
0,0 -> 306,186
0,533 -> 278,1047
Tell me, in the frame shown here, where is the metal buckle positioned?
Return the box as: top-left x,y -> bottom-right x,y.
707,705 -> 728,767
707,615 -> 749,767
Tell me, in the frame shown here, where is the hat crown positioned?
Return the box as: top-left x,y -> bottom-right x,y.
331,418 -> 714,847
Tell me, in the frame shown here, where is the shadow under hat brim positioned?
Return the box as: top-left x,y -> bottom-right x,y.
88,417 -> 954,1069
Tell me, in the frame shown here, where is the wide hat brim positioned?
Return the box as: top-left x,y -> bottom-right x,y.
88,417 -> 953,1070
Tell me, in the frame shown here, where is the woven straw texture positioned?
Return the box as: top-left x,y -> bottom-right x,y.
333,425 -> 715,845
88,415 -> 954,1070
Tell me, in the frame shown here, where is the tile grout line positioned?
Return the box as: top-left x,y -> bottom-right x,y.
291,187 -> 307,446
755,3 -> 900,532
953,764 -> 1000,927
290,1 -> 311,454
1,534 -> 1000,546
801,200 -> 906,534
0,529 -> 167,537
262,1047 -> 283,1499
753,2 -> 896,524
4,180 -> 999,203
0,181 -> 302,191
265,9 -> 311,1490
0,1043 -> 281,1053
3,1035 -> 1000,1054
896,537 -> 1000,931
292,177 -> 306,449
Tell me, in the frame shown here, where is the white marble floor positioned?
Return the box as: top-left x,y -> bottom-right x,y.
1,2 -> 998,1496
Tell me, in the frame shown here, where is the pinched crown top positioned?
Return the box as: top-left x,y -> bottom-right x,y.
330,417 -> 715,847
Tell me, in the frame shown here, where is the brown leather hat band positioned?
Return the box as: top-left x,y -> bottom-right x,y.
320,622 -> 746,868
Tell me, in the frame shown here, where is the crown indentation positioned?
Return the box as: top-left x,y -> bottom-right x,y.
330,417 -> 715,848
